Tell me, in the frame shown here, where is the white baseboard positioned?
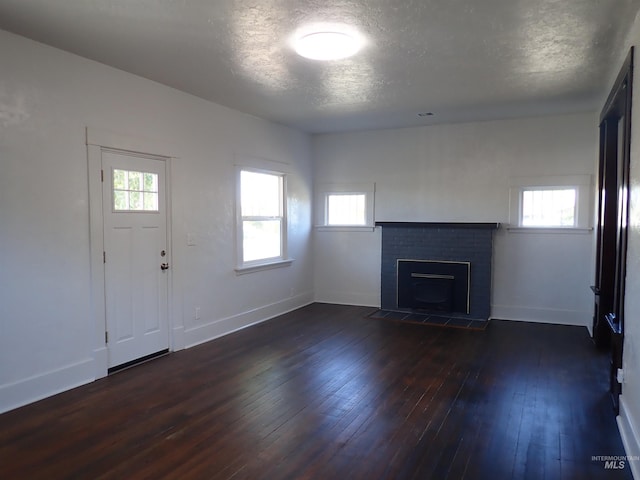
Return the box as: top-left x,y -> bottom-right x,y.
0,358 -> 95,414
490,305 -> 590,327
183,291 -> 314,348
618,396 -> 640,479
0,295 -> 313,414
314,290 -> 380,308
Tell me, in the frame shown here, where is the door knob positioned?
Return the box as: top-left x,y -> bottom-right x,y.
161,263 -> 170,270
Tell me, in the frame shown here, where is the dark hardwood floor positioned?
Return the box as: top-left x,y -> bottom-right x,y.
0,303 -> 631,479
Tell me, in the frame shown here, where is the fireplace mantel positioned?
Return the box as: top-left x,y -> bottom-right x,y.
375,221 -> 500,229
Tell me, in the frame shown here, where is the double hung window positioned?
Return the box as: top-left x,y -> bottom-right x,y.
237,168 -> 287,269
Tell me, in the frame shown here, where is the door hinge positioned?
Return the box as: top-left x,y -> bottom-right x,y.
103,251 -> 106,263
105,331 -> 109,344
101,169 -> 104,182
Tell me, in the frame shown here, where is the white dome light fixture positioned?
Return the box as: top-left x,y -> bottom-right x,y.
294,28 -> 363,61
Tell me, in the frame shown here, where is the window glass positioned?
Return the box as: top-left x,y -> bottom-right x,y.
242,219 -> 282,262
521,188 -> 576,227
113,169 -> 158,212
327,193 -> 366,225
239,169 -> 285,264
241,170 -> 281,217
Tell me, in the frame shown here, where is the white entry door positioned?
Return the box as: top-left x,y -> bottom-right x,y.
101,149 -> 169,368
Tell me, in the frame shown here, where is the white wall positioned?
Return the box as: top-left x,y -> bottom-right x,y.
0,29 -> 313,413
616,11 -> 640,477
313,113 -> 597,326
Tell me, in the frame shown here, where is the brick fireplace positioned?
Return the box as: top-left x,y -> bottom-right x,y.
377,222 -> 499,320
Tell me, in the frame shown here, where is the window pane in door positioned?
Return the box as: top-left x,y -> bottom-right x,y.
144,173 -> 158,192
128,171 -> 142,191
114,190 -> 128,210
113,169 -> 126,189
113,169 -> 159,212
144,192 -> 159,210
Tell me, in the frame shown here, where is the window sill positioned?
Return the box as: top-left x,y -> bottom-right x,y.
234,258 -> 294,275
315,225 -> 376,232
506,227 -> 593,234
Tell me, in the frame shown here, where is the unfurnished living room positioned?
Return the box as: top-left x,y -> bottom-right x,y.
1,1 -> 640,479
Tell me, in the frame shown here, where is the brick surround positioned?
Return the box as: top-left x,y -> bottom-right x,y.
378,222 -> 498,320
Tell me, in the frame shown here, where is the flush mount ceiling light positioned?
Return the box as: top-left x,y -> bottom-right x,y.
294,30 -> 363,61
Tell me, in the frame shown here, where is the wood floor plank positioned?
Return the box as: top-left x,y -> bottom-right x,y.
0,303 -> 632,479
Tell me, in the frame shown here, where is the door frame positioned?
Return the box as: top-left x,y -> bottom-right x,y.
87,127 -> 183,379
593,48 -> 633,412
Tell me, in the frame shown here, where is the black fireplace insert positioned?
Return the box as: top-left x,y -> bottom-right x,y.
397,259 -> 470,314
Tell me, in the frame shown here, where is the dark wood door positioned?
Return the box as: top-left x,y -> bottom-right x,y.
593,48 -> 633,412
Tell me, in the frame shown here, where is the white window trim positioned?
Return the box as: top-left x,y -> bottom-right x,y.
508,175 -> 593,233
315,182 -> 376,232
235,258 -> 294,275
234,163 -> 293,273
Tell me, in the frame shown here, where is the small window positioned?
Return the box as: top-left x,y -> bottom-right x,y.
509,175 -> 592,231
316,183 -> 375,230
521,188 -> 576,227
327,193 -> 366,226
238,168 -> 286,265
113,169 -> 158,212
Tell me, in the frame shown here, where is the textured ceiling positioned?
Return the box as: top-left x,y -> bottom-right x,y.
0,0 -> 638,133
